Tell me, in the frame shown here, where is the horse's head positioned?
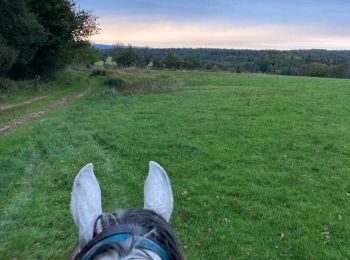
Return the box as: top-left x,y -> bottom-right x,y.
69,161 -> 183,260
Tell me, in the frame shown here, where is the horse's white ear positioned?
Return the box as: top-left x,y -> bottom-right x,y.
144,161 -> 173,222
71,163 -> 102,248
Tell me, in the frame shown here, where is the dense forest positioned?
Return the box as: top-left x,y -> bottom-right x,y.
0,0 -> 99,82
101,45 -> 350,78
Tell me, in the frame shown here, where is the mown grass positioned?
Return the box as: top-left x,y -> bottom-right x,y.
1,70 -> 350,259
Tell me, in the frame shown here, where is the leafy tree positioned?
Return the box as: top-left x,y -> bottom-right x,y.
0,0 -> 47,78
305,63 -> 329,77
330,63 -> 350,78
112,44 -> 138,67
163,52 -> 182,69
73,44 -> 101,65
72,9 -> 99,43
182,56 -> 199,69
27,0 -> 99,77
0,0 -> 99,79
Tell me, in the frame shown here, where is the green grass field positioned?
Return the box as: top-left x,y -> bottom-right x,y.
1,69 -> 350,259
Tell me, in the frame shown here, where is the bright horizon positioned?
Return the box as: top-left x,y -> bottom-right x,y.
78,0 -> 350,50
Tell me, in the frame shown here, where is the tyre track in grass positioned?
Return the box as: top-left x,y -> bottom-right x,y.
0,95 -> 48,112
0,88 -> 92,135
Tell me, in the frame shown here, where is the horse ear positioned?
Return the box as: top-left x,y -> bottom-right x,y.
71,163 -> 102,248
144,161 -> 173,222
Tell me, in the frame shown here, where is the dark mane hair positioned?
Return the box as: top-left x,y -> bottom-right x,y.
90,208 -> 184,260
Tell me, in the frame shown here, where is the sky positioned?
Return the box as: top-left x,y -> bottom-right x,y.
77,0 -> 350,50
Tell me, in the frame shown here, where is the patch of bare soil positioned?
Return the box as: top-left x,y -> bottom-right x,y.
0,88 -> 92,135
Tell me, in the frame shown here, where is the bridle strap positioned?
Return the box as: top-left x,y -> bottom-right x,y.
76,224 -> 169,260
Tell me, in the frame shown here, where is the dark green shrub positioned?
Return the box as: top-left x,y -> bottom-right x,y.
90,69 -> 107,76
104,77 -> 125,90
0,78 -> 16,90
0,38 -> 18,76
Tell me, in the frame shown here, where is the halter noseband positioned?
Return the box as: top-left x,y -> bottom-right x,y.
75,224 -> 169,260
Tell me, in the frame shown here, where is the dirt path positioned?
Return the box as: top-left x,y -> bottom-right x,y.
0,95 -> 48,112
0,88 -> 92,135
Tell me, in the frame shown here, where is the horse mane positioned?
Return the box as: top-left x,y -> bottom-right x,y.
90,208 -> 184,260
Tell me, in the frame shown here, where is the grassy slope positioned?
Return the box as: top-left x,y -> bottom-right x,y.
0,69 -> 96,125
0,70 -> 350,259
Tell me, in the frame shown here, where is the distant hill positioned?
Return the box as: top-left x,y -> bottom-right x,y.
93,44 -> 113,50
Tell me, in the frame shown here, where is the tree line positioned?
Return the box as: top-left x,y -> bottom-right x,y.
0,0 -> 99,80
101,45 -> 350,79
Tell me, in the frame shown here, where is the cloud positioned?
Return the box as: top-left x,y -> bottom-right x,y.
82,0 -> 350,26
80,0 -> 350,49
92,17 -> 350,49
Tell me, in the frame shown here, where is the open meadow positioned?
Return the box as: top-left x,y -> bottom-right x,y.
1,69 -> 350,259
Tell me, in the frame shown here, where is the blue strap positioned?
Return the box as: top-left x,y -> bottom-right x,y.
137,236 -> 169,260
81,233 -> 169,260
